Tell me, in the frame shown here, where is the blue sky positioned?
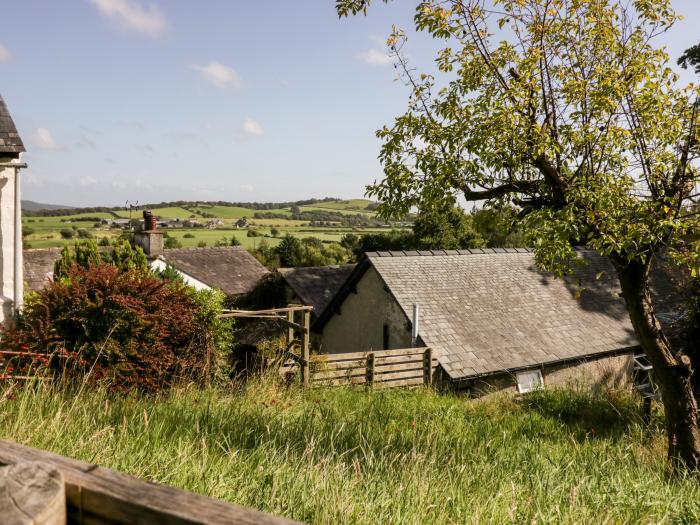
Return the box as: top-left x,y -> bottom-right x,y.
1,0 -> 698,207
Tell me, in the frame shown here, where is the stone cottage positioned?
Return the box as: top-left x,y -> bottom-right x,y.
314,248 -> 643,394
0,95 -> 26,323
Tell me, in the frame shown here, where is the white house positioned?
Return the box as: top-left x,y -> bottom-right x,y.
0,95 -> 26,324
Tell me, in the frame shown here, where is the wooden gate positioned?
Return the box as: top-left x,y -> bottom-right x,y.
282,347 -> 437,389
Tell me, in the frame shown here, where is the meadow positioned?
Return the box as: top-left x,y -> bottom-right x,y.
1,378 -> 698,524
22,199 -> 391,250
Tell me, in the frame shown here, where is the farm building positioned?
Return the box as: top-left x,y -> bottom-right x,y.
0,95 -> 26,323
24,241 -> 270,300
314,248 -> 649,394
279,264 -> 355,322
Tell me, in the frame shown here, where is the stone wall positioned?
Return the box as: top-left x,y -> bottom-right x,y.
468,352 -> 634,396
319,266 -> 413,354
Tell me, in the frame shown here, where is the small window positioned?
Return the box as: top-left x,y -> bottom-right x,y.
516,370 -> 543,394
382,324 -> 390,350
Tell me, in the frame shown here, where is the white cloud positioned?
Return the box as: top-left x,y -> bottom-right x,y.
358,48 -> 393,66
88,0 -> 169,39
79,176 -> 99,186
240,183 -> 255,193
242,117 -> 264,137
30,128 -> 58,150
0,44 -> 13,63
191,61 -> 243,90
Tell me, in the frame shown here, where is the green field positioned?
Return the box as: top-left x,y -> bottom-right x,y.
1,379 -> 696,524
22,199 -> 391,251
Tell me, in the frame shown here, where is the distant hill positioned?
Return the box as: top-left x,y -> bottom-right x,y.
22,198 -> 377,217
22,200 -> 74,212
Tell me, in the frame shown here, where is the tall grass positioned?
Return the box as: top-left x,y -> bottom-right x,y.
1,377 -> 699,524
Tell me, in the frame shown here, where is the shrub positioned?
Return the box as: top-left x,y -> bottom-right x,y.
164,237 -> 182,249
183,233 -> 195,239
77,228 -> 93,239
1,263 -> 232,391
270,227 -> 280,237
197,241 -> 208,248
60,228 -> 74,239
230,236 -> 242,246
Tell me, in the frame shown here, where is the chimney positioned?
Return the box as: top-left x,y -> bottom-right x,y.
133,210 -> 163,257
411,303 -> 420,346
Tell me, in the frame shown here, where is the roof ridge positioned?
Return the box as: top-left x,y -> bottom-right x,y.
366,247 -> 534,257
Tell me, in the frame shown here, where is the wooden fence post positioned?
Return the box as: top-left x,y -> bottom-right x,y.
286,310 -> 295,350
423,347 -> 433,386
366,353 -> 375,388
301,309 -> 310,388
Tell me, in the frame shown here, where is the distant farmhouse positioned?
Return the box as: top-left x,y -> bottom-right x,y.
150,246 -> 268,298
0,95 -> 27,323
310,249 -> 645,394
24,228 -> 269,300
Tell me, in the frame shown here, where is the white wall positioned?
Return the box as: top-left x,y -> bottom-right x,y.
0,157 -> 20,324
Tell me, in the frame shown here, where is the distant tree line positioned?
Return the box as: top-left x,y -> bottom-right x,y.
24,207 -> 121,218
249,205 -> 524,269
23,198 -> 356,217
253,209 -> 394,227
340,206 -> 524,260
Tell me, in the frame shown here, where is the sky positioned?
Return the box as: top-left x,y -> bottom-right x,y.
0,0 -> 698,207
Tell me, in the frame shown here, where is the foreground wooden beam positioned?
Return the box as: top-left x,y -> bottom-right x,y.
0,440 -> 303,525
0,462 -> 65,525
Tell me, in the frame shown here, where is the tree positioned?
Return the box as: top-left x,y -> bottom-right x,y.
270,227 -> 280,237
339,0 -> 700,468
472,207 -> 525,248
277,234 -> 305,267
413,205 -> 485,250
678,43 -> 700,75
164,236 -> 182,249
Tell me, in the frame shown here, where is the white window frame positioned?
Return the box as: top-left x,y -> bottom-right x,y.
516,369 -> 544,394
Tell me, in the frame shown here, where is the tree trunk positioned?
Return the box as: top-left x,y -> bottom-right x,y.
614,256 -> 700,470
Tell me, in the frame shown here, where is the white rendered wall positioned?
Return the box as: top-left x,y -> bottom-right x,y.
0,157 -> 19,324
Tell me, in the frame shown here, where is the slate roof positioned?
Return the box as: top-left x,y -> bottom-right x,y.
318,248 -> 639,380
279,264 -> 355,320
159,246 -> 269,296
23,248 -> 62,292
0,95 -> 25,155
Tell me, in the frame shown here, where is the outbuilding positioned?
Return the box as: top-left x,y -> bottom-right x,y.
314,248 -> 646,394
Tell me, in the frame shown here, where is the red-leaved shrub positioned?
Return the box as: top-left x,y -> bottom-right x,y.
1,262 -> 231,391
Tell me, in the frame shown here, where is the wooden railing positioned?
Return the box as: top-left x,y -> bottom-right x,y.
0,439 -> 303,525
282,347 -> 437,388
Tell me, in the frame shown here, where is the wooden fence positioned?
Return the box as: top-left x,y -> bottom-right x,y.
282,347 -> 437,388
0,439 -> 303,525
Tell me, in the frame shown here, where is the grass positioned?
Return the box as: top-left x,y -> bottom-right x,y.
1,378 -> 698,524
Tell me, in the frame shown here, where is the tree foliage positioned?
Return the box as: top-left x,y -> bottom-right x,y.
3,263 -> 232,392
413,204 -> 485,249
678,43 -> 700,75
339,0 -> 700,468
